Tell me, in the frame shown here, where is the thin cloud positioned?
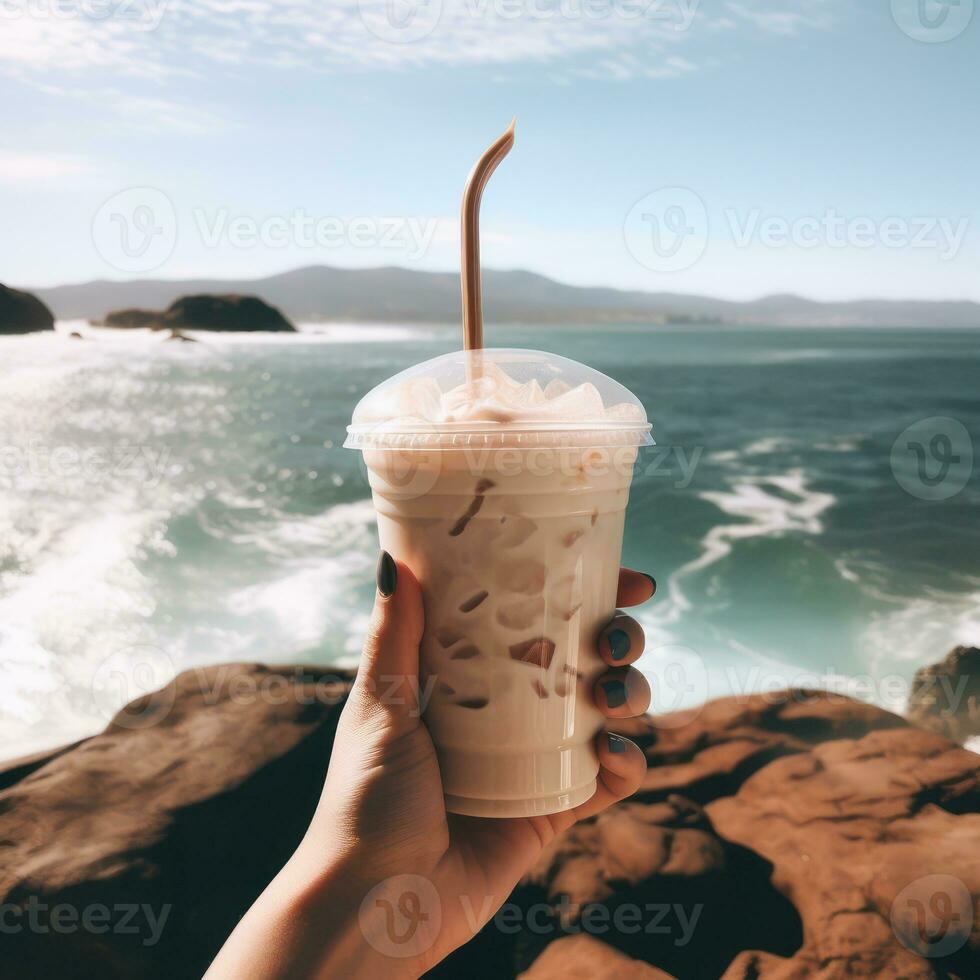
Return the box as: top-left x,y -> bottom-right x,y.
724,0 -> 835,36
0,0 -> 839,81
0,151 -> 89,182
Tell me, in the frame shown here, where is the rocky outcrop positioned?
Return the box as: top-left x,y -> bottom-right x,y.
0,284 -> 54,334
101,294 -> 295,333
102,308 -> 162,329
518,934 -> 674,978
0,666 -> 977,980
908,645 -> 980,744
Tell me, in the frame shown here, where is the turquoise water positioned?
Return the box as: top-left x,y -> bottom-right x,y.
1,323 -> 978,757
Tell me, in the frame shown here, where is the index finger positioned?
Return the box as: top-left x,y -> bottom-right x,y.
616,568 -> 656,607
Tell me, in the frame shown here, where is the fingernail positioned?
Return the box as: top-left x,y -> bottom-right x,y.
607,628 -> 631,662
602,679 -> 627,709
376,551 -> 397,598
642,573 -> 657,597
607,733 -> 627,754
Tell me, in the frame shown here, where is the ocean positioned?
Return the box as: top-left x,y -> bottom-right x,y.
1,322 -> 978,760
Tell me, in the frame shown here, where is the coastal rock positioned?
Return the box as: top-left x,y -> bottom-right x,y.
103,308 -> 162,329
0,669 -> 977,980
101,294 -> 295,333
517,934 -> 675,978
907,645 -> 980,743
163,294 -> 295,332
0,283 -> 55,334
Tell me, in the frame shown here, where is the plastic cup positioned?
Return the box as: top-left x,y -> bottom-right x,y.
346,349 -> 652,817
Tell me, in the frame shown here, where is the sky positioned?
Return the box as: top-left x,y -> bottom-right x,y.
2,0 -> 978,301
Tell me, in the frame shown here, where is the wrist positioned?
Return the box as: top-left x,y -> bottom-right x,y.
274,850 -> 434,980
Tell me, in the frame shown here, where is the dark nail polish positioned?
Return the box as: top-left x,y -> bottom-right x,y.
607,733 -> 627,754
607,628 -> 631,661
602,679 -> 627,709
376,551 -> 397,598
642,573 -> 657,597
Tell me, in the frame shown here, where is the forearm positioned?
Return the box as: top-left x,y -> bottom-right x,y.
205,853 -> 425,980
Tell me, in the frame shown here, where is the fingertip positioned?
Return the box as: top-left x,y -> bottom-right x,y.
359,552 -> 425,693
598,732 -> 645,772
376,550 -> 397,598
598,613 -> 645,666
571,732 -> 645,821
595,667 -> 652,718
616,568 -> 657,607
599,732 -> 645,795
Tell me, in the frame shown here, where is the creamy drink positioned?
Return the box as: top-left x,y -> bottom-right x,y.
344,123 -> 652,816
346,351 -> 651,816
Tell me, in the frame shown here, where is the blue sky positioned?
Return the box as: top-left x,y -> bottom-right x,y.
2,0 -> 978,300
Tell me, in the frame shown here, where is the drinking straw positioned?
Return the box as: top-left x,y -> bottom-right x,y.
460,119 -> 515,351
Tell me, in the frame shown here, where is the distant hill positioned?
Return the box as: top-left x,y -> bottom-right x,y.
29,265 -> 980,328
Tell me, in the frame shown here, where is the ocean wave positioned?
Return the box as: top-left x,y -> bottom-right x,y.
664,470 -> 836,616
861,585 -> 980,690
50,320 -> 440,345
295,322 -> 440,343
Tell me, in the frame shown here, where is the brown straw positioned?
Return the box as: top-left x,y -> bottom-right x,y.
460,119 -> 515,351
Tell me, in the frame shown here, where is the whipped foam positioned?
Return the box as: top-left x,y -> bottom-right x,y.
354,361 -> 646,429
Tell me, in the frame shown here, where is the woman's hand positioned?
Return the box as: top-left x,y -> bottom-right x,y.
208,554 -> 656,979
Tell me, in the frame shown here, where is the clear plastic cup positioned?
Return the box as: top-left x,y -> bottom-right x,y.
346,349 -> 652,817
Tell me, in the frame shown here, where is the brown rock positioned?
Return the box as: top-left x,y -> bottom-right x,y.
518,934 -> 675,978
0,664 -> 353,980
1,675 -> 977,980
908,645 -> 980,743
708,727 -> 980,977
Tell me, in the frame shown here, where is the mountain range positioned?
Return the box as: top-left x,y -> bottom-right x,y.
29,265 -> 980,328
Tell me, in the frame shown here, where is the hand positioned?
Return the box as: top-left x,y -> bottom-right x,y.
207,554 -> 656,979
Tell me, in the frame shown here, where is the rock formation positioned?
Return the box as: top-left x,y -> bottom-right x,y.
0,665 -> 977,980
0,284 -> 55,334
907,645 -> 980,744
101,294 -> 295,333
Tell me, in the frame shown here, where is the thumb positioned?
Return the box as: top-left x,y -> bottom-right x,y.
353,551 -> 426,722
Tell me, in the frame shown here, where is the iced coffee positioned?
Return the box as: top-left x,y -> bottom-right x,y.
345,122 -> 652,816
346,351 -> 651,816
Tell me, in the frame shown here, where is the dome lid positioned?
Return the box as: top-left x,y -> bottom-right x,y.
344,348 -> 653,450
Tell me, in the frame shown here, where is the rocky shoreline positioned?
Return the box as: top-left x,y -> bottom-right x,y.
0,661 -> 977,979
0,286 -> 294,335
